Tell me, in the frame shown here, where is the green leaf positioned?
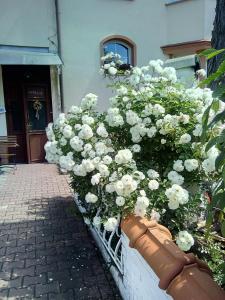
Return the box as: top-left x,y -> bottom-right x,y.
211,192 -> 225,210
215,151 -> 225,170
200,59 -> 225,87
212,84 -> 225,99
221,220 -> 225,237
199,48 -> 225,60
205,136 -> 220,152
201,104 -> 211,141
208,110 -> 225,128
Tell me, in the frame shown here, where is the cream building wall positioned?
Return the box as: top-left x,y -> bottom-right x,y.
166,0 -> 216,45
58,0 -> 216,112
58,0 -> 168,112
0,0 -> 57,50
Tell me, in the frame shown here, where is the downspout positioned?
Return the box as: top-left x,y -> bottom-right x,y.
55,0 -> 64,112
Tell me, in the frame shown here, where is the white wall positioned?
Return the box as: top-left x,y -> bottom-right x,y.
58,0 -> 167,112
0,0 -> 57,51
122,234 -> 172,300
204,0 -> 216,40
0,66 -> 7,136
165,0 -> 216,45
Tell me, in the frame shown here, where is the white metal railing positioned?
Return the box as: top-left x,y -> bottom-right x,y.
74,194 -> 123,274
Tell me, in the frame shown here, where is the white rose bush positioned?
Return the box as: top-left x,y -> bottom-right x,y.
45,56 -> 225,261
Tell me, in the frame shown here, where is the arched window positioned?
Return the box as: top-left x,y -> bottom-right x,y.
100,35 -> 136,66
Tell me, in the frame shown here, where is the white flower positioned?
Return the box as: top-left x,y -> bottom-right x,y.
129,74 -> 140,85
116,196 -> 125,206
62,125 -> 73,139
150,209 -> 160,222
73,164 -> 87,177
91,173 -> 101,185
148,180 -> 159,190
69,105 -> 82,114
82,115 -> 95,125
196,69 -> 207,79
81,93 -> 98,110
105,183 -> 115,193
108,66 -> 117,76
126,110 -> 140,126
59,155 -> 75,171
152,104 -> 165,117
93,216 -> 101,227
82,159 -> 95,173
60,137 -> 67,146
85,192 -> 98,204
97,124 -> 108,138
202,146 -> 219,174
134,205 -> 146,217
132,144 -> 141,153
115,149 -> 133,165
117,86 -> 128,95
146,126 -> 157,138
168,198 -> 180,210
136,196 -> 149,208
161,139 -> 166,144
162,67 -> 177,83
78,124 -> 93,140
104,217 -> 118,231
193,124 -> 202,137
184,159 -> 199,172
176,231 -> 194,251
179,113 -> 190,124
147,169 -> 159,179
98,163 -> 109,177
178,133 -> 191,144
165,184 -> 189,209
168,171 -> 184,185
70,136 -> 83,152
173,160 -> 184,172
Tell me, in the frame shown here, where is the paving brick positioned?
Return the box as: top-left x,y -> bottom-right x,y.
35,282 -> 60,297
23,274 -> 47,287
2,259 -> 25,271
48,289 -> 75,300
0,164 -> 121,300
12,266 -> 35,278
0,289 -> 8,300
8,286 -> 34,298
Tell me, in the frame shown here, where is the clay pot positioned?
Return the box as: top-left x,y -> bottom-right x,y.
167,263 -> 225,300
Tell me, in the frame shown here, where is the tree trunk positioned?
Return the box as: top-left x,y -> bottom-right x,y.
208,0 -> 225,78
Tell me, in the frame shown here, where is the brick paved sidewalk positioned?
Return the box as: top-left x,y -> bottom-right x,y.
0,164 -> 121,300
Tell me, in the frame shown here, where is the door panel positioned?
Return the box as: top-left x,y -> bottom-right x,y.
28,133 -> 47,163
24,85 -> 50,163
3,83 -> 27,163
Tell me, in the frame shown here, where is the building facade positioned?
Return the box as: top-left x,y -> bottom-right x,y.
0,0 -> 216,163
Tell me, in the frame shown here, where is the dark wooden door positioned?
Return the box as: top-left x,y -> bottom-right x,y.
4,83 -> 27,163
23,84 -> 52,163
2,66 -> 52,163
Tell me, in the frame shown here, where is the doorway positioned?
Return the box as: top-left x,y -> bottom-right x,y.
2,66 -> 53,163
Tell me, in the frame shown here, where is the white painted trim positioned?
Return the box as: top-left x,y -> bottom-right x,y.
0,66 -> 7,136
50,65 -> 62,121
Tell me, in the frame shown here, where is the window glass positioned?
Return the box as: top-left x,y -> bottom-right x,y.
104,41 -> 130,64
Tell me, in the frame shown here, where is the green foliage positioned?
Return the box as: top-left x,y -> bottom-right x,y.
200,49 -> 225,237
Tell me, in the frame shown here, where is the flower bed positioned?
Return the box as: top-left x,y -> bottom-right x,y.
45,54 -> 225,287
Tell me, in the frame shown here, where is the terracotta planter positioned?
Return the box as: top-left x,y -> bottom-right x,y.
121,215 -> 196,290
167,263 -> 225,300
121,214 -> 171,247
